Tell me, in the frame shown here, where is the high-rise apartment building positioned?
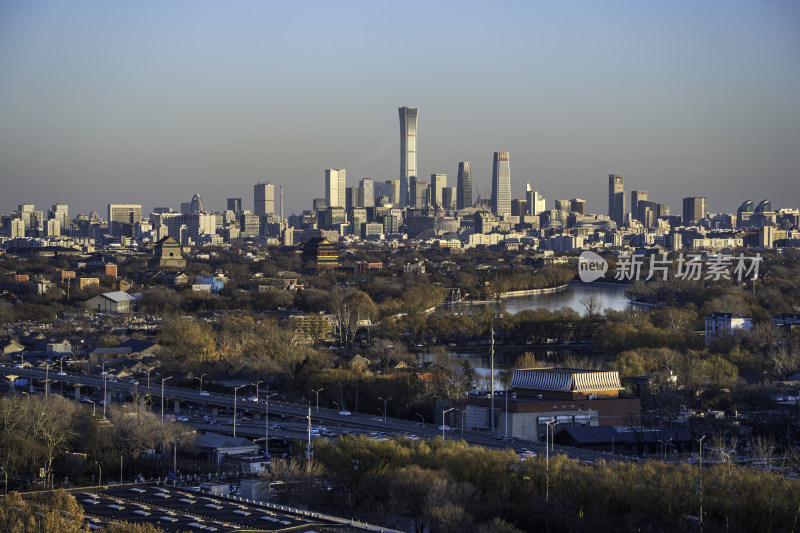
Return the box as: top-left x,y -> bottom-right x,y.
683,197 -> 708,225
325,169 -> 346,209
430,173 -> 447,208
630,190 -> 648,222
399,106 -> 418,207
456,162 -> 472,210
570,199 -> 586,215
227,198 -> 242,216
608,174 -> 625,227
491,152 -> 511,216
108,204 -> 142,237
49,204 -> 69,235
254,182 -> 275,217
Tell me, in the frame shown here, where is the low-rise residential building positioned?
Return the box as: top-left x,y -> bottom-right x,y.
704,312 -> 753,344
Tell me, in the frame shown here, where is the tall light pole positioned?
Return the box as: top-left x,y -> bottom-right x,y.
505,387 -> 510,437
545,418 -> 559,508
196,373 -> 207,393
312,388 -> 323,413
88,400 -> 96,417
161,376 -> 173,424
233,385 -> 246,438
443,407 -> 455,440
94,460 -> 102,486
264,393 -> 278,459
490,327 -> 495,432
379,397 -> 392,424
416,413 -> 425,426
145,369 -> 151,390
101,369 -> 110,418
44,363 -> 51,399
252,380 -> 263,403
698,434 -> 706,531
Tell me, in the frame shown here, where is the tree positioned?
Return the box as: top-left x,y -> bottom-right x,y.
158,318 -> 217,363
0,490 -> 88,532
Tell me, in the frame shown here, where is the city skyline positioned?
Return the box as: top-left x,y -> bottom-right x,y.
1,2 -> 798,217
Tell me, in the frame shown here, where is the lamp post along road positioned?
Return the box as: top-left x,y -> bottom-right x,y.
252,380 -> 263,403
161,376 -> 173,424
443,407 -> 455,440
197,373 -> 207,393
312,388 -> 323,413
233,385 -> 246,438
379,397 -> 392,424
264,393 -> 278,458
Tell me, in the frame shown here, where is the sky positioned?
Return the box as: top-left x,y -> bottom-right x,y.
1,1 -> 799,219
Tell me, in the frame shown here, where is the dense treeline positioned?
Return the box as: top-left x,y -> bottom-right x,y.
292,436 -> 800,532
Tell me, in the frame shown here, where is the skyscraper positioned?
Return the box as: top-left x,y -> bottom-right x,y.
49,204 -> 69,235
430,173 -> 447,208
457,162 -> 472,210
227,198 -> 242,216
108,204 -> 142,237
491,152 -> 511,216
608,174 -> 625,227
526,184 -> 546,216
254,182 -> 275,216
399,106 -> 418,208
386,180 -> 401,206
325,169 -> 346,208
359,179 -> 375,208
189,193 -> 203,213
683,197 -> 708,224
570,199 -> 586,215
630,190 -> 648,222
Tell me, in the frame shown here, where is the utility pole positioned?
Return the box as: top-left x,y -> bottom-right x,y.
490,327 -> 495,433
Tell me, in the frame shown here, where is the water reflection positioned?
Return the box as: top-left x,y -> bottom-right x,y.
451,281 -> 629,316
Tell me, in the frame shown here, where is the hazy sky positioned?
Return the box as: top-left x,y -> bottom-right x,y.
1,1 -> 799,218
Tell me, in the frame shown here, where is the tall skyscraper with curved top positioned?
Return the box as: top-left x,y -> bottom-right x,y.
491,152 -> 511,215
457,162 -> 472,210
399,106 -> 418,208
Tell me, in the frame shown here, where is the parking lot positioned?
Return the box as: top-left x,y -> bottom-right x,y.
77,484 -> 396,532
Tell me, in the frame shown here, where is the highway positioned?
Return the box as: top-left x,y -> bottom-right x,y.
3,365 -> 625,464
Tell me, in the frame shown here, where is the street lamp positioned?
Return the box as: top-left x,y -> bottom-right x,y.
94,460 -> 102,486
312,388 -> 323,413
161,376 -> 173,424
264,393 -> 278,459
332,401 -> 339,411
251,380 -> 263,403
378,397 -> 392,424
545,418 -> 559,507
87,400 -> 96,417
443,407 -> 455,440
698,434 -> 706,529
44,363 -> 51,399
416,413 -> 425,426
233,385 -> 246,438
196,373 -> 208,393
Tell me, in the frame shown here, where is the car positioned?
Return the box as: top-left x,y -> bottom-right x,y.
338,410 -> 352,416
246,396 -> 258,402
80,397 -> 91,403
519,450 -> 536,460
438,425 -> 452,431
199,391 -> 210,396
371,416 -> 383,421
176,416 -> 190,422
